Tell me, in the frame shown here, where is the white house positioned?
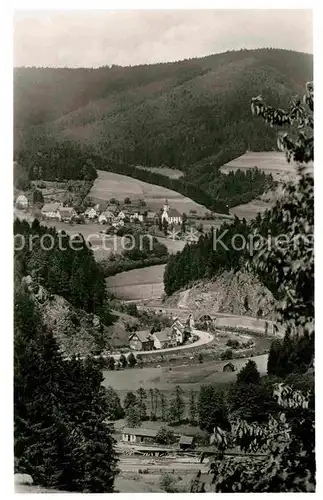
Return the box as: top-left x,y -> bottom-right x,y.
15,194 -> 29,209
130,212 -> 144,223
152,327 -> 178,349
161,200 -> 182,225
84,207 -> 97,219
171,318 -> 186,344
98,211 -> 115,224
117,210 -> 127,220
41,203 -> 61,220
111,217 -> 125,228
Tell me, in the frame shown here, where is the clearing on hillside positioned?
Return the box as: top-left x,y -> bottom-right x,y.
106,264 -> 166,301
220,151 -> 313,182
88,170 -> 207,214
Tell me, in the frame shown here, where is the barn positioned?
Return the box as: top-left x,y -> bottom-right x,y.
223,362 -> 235,373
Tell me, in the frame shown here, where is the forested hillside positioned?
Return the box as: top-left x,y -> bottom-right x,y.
14,218 -> 110,320
14,49 -> 312,211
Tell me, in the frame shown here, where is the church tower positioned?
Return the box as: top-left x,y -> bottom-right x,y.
163,199 -> 169,212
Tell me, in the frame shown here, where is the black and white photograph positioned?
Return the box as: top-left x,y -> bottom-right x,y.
9,4 -> 315,494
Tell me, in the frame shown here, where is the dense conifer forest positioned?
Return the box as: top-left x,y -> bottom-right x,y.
14,218 -> 109,318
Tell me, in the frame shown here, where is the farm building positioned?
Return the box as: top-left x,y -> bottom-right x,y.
41,203 -> 61,219
99,211 -> 115,224
152,328 -> 177,350
58,206 -> 76,222
117,210 -> 128,220
130,211 -> 144,223
161,200 -> 182,225
129,331 -> 154,351
223,362 -> 235,373
122,427 -> 157,444
146,211 -> 157,222
112,218 -> 125,228
179,435 -> 195,450
84,207 -> 97,219
15,194 -> 29,209
171,318 -> 188,344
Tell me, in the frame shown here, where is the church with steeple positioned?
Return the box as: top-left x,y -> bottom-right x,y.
161,199 -> 182,225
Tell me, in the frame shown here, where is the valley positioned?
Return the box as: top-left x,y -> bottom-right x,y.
13,29 -> 314,495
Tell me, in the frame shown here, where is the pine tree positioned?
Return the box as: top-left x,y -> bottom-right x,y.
123,391 -> 137,409
160,393 -> 168,421
189,390 -> 198,425
236,360 -> 261,385
168,385 -> 185,425
136,388 -> 147,420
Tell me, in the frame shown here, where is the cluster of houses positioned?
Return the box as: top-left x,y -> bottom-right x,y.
129,317 -> 192,351
15,195 -> 183,228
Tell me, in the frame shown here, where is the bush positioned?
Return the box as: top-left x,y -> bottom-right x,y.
221,349 -> 233,360
127,352 -> 137,367
160,473 -> 178,493
226,339 -> 240,349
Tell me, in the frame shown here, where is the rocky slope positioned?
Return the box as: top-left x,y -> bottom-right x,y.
163,270 -> 276,320
22,275 -> 111,357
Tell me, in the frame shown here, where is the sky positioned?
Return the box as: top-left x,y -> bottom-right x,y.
14,9 -> 313,68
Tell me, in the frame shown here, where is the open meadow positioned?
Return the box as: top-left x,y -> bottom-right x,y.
88,170 -> 207,214
106,264 -> 166,301
103,353 -> 268,401
220,151 -> 313,181
221,151 -> 313,220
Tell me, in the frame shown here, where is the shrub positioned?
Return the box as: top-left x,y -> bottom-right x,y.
221,349 -> 233,360
160,473 -> 178,493
226,339 -> 240,349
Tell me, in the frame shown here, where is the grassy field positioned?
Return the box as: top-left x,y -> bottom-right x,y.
220,151 -> 313,181
135,166 -> 184,179
89,170 -> 207,214
221,151 -> 313,220
106,264 -> 166,300
103,354 -> 268,397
